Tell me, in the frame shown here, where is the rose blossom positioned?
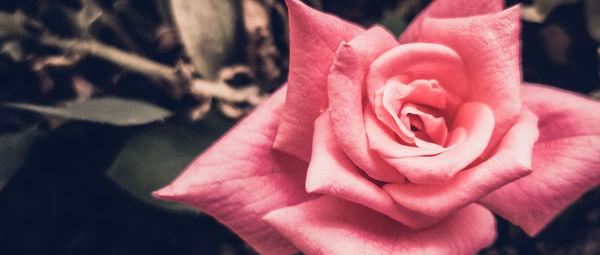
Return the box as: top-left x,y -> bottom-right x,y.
155,0 -> 600,254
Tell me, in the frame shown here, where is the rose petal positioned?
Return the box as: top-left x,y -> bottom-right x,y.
479,84 -> 600,236
364,104 -> 460,158
306,112 -> 443,229
399,0 -> 503,44
327,25 -> 403,182
388,79 -> 447,110
384,108 -> 538,217
374,80 -> 448,144
263,196 -> 496,255
372,102 -> 495,184
417,5 -> 522,157
373,82 -> 415,144
366,43 -> 470,103
154,87 -> 312,255
274,0 -> 365,161
400,104 -> 448,147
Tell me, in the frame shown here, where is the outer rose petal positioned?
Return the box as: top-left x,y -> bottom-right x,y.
327,25 -> 404,182
306,112 -> 443,229
384,108 -> 538,217
154,87 -> 312,255
263,196 -> 497,255
274,0 -> 364,161
399,0 -> 503,44
479,84 -> 600,236
417,6 -> 522,157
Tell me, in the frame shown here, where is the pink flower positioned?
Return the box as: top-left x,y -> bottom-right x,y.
155,0 -> 600,254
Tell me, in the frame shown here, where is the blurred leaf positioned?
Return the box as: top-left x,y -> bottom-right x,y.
0,123 -> 39,191
521,0 -> 581,23
590,89 -> 600,100
170,0 -> 237,80
107,115 -> 235,212
4,97 -> 172,126
0,11 -> 30,39
1,40 -> 25,61
585,0 -> 600,43
380,10 -> 408,37
379,0 -> 426,37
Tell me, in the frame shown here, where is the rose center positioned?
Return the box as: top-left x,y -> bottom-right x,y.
408,114 -> 423,132
373,78 -> 451,148
409,114 -> 423,132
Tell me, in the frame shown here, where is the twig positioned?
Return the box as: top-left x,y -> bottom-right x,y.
39,34 -> 266,105
39,35 -> 179,84
191,80 -> 266,105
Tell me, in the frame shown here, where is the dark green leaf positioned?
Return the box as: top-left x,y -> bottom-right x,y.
0,124 -> 39,191
107,115 -> 234,212
170,0 -> 237,80
4,97 -> 172,126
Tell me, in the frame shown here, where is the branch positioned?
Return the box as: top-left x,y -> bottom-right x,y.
39,35 -> 179,84
191,80 -> 266,105
39,34 -> 266,105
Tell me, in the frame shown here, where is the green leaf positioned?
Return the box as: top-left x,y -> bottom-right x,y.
170,0 -> 237,80
3,97 -> 172,127
106,115 -> 235,212
0,124 -> 39,191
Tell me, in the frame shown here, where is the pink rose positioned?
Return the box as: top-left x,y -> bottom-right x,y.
155,0 -> 600,254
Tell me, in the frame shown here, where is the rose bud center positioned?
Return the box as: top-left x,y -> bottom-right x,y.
373,78 -> 452,149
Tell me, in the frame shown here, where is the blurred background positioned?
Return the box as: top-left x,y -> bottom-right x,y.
0,0 -> 598,254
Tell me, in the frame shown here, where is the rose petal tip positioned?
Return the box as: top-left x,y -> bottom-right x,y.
283,0 -> 303,10
502,3 -> 521,20
153,185 -> 180,201
304,180 -> 321,194
261,208 -> 286,229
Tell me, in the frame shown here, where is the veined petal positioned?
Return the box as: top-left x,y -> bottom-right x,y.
399,0 -> 503,44
417,6 -> 522,156
327,25 -> 402,182
385,108 -> 538,217
274,0 -> 365,161
306,112 -> 442,229
154,87 -> 312,255
479,84 -> 600,236
263,196 -> 496,255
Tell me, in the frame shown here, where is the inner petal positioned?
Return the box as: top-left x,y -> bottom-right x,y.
364,104 -> 463,159
373,85 -> 414,143
401,104 -> 449,146
392,78 -> 447,109
408,114 -> 424,132
375,79 -> 451,146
